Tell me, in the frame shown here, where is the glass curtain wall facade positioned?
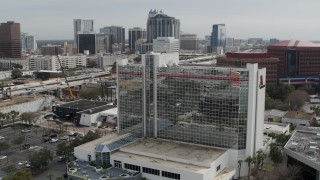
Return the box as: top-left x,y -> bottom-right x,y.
118,65 -> 144,137
156,67 -> 249,149
118,63 -> 251,150
211,24 -> 226,47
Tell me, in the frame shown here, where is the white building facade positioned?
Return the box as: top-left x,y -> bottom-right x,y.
153,37 -> 180,53
29,55 -> 86,71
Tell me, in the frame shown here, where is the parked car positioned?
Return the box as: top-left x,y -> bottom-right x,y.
49,134 -> 57,138
0,136 -> 4,140
50,138 -> 58,143
21,129 -> 31,133
0,156 -> 7,160
68,132 -> 78,136
60,136 -> 69,140
58,156 -> 66,162
21,143 -> 30,150
17,161 -> 28,166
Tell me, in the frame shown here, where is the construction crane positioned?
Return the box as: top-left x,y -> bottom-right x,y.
56,55 -> 76,100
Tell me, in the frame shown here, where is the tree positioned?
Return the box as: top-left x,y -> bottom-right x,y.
311,105 -> 320,116
256,149 -> 267,171
285,90 -> 309,110
56,142 -> 73,159
12,136 -> 24,146
11,69 -> 23,79
20,112 -> 39,124
269,145 -> 283,166
0,141 -> 10,155
268,83 -> 295,101
245,156 -> 253,179
255,165 -> 302,180
29,148 -> 53,170
237,160 -> 243,179
13,64 -> 23,69
298,84 -> 315,94
7,111 -> 19,128
3,169 -> 33,180
275,134 -> 291,147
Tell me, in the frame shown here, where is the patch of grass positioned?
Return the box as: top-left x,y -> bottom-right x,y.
263,163 -> 274,171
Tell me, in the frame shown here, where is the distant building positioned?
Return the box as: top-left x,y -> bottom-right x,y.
128,27 -> 146,53
153,37 -> 179,53
100,26 -> 125,52
225,37 -> 234,47
29,55 -> 86,71
282,111 -> 315,126
78,33 -> 111,55
211,24 -> 226,52
0,21 -> 21,58
180,33 -> 199,52
41,45 -> 63,56
73,19 -> 94,46
0,59 -> 27,71
268,40 -> 320,79
63,42 -> 74,55
248,38 -> 263,46
264,122 -> 290,135
269,38 -> 280,44
147,10 -> 180,43
264,109 -> 287,122
217,52 -> 279,86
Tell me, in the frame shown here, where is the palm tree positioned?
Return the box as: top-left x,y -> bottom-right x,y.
238,160 -> 243,179
256,149 -> 267,171
8,111 -> 19,128
245,156 -> 253,179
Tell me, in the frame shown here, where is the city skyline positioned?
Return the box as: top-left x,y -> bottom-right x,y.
1,0 -> 320,40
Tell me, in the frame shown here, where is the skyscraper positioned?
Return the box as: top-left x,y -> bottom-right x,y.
180,33 -> 199,51
21,33 -> 37,52
77,33 -> 111,55
211,24 -> 226,50
128,27 -> 146,53
100,26 -> 125,52
117,52 -> 265,153
146,10 -> 180,43
0,21 -> 21,58
73,19 -> 94,46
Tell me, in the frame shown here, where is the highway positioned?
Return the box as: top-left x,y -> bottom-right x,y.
3,72 -> 109,96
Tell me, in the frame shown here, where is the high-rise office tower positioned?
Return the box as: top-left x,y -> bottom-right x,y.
180,33 -> 199,51
73,19 -> 94,46
0,21 -> 21,58
128,27 -> 146,53
146,10 -> 180,43
23,34 -> 37,51
78,33 -> 111,55
117,52 -> 265,153
100,26 -> 125,52
211,24 -> 226,50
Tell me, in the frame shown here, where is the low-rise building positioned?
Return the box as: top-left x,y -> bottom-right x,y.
264,109 -> 287,122
284,127 -> 320,180
282,111 -> 315,126
29,55 -> 86,71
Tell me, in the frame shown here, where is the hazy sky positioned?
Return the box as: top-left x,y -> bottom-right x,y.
1,0 -> 319,40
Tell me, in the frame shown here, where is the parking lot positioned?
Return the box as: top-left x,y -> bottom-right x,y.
0,124 -> 72,177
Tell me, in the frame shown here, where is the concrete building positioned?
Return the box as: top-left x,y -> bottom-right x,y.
264,109 -> 287,122
285,127 -> 320,180
217,52 -> 279,86
282,111 -> 315,126
29,55 -> 86,71
74,19 -> 94,46
41,45 -> 62,56
248,38 -> 263,46
180,33 -> 199,52
116,52 -> 266,179
0,21 -> 21,58
63,42 -> 73,55
0,59 -> 28,71
147,10 -> 180,43
128,27 -> 146,53
153,37 -> 179,53
100,26 -> 125,52
270,38 -> 280,44
268,40 -> 320,80
226,37 -> 234,47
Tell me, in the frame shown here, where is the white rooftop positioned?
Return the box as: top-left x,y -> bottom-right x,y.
265,109 -> 287,117
114,138 -> 227,173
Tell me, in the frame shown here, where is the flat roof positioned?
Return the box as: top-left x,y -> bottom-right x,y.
265,109 -> 287,117
269,40 -> 320,48
79,105 -> 116,114
285,127 -> 320,170
115,138 -> 226,172
55,99 -> 108,111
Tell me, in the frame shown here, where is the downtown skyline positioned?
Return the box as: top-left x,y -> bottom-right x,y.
1,0 -> 320,40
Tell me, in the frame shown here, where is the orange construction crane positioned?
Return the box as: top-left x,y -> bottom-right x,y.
57,55 -> 76,100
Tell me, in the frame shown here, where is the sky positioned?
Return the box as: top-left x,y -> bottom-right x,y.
1,0 -> 320,41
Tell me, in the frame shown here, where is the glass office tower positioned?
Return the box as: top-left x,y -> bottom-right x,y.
211,24 -> 226,47
117,52 -> 265,152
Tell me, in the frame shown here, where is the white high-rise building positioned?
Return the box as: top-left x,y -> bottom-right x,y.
74,19 -> 94,46
153,37 -> 179,53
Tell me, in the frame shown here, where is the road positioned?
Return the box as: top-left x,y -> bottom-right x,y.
4,72 -> 109,96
